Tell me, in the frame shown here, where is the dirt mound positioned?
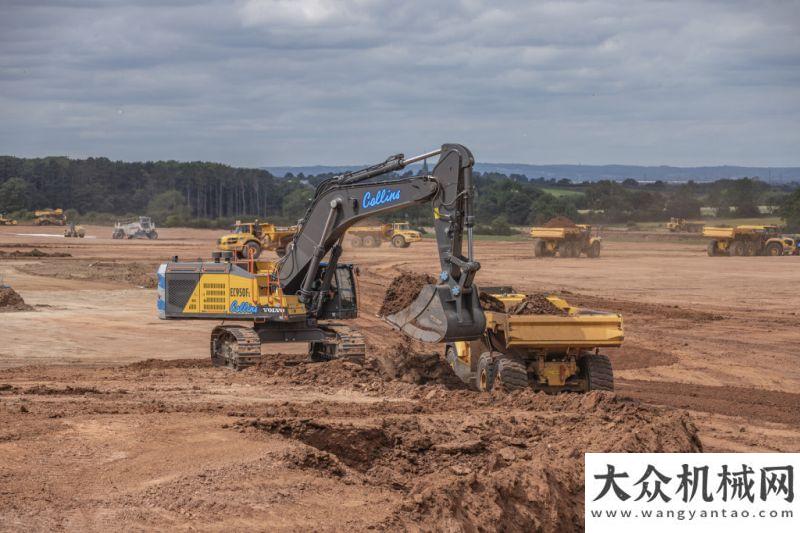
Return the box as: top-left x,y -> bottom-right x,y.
237,392 -> 701,530
509,293 -> 565,315
378,272 -> 436,316
478,291 -> 505,312
124,358 -> 212,370
543,216 -> 576,228
373,341 -> 466,387
16,260 -> 158,288
0,248 -> 71,258
0,286 -> 33,312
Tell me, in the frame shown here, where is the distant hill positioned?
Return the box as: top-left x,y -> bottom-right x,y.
265,162 -> 800,183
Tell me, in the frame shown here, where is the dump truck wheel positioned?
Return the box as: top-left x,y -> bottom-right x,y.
707,241 -> 717,256
476,352 -> 496,392
391,235 -> 406,248
587,241 -> 601,258
765,242 -> 783,256
243,241 -> 261,259
495,356 -> 529,392
351,237 -> 363,247
363,235 -> 377,247
581,353 -> 614,391
533,239 -> 546,258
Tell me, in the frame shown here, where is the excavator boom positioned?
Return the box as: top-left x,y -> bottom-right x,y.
278,144 -> 485,343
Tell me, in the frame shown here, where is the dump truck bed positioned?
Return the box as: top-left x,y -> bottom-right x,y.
530,226 -> 584,239
484,296 -> 623,350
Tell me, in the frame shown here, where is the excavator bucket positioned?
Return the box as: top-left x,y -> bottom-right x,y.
384,284 -> 486,343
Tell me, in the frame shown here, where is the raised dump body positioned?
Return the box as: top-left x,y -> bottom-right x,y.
703,225 -> 786,256
446,287 -> 622,393
34,209 -> 66,226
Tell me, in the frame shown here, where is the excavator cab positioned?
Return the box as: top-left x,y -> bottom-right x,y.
315,263 -> 358,320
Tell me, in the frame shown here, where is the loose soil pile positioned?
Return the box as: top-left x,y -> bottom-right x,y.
543,216 -> 576,228
378,272 -> 435,316
0,248 -> 71,258
237,391 -> 701,531
0,286 -> 33,312
509,293 -> 565,315
479,291 -> 506,312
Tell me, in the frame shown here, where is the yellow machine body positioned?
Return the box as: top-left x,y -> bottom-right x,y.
217,221 -> 297,258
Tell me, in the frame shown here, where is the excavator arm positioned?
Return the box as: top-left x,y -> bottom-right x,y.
279,143 -> 485,343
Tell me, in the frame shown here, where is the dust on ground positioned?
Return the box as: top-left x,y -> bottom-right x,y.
378,271 -> 435,316
0,286 -> 33,312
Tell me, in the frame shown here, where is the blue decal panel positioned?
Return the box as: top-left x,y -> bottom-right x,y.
229,300 -> 259,314
362,188 -> 401,209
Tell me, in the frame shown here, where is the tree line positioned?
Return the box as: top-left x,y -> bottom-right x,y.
0,155 -> 797,231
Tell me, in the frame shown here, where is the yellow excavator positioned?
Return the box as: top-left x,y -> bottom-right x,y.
158,144 -> 486,368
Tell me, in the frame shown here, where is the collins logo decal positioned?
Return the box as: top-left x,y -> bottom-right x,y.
362,188 -> 400,209
229,300 -> 258,314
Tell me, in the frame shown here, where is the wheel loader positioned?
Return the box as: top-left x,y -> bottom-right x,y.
446,287 -> 621,392
348,222 -> 422,248
531,224 -> 601,258
216,221 -> 297,259
158,144 -> 486,368
703,225 -> 786,256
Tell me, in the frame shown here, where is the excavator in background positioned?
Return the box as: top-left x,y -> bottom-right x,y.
158,144 -> 486,368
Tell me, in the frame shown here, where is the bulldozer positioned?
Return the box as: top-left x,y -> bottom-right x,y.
348,221 -> 422,248
0,213 -> 17,226
530,224 -> 601,258
63,222 -> 85,238
216,221 -> 297,259
158,144 -> 486,368
34,209 -> 66,226
704,225 -> 787,256
446,287 -> 621,392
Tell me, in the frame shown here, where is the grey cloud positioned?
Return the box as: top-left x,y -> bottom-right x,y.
0,0 -> 798,167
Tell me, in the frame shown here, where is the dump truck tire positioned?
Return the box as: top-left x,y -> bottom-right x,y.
765,242 -> 783,256
582,353 -> 614,391
363,235 -> 377,247
587,240 -> 601,258
533,239 -> 546,258
707,241 -> 717,256
391,235 -> 406,248
495,356 -> 529,392
243,241 -> 261,259
351,237 -> 363,247
476,352 -> 496,392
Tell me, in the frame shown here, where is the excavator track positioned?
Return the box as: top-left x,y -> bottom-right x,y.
310,325 -> 366,363
210,325 -> 262,370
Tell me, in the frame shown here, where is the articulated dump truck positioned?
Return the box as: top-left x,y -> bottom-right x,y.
703,225 -> 789,256
348,222 -> 422,248
216,221 -> 297,259
158,144 -> 486,369
530,224 -> 602,258
446,287 -> 622,393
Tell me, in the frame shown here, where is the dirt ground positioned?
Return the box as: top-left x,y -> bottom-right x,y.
1,224 -> 799,531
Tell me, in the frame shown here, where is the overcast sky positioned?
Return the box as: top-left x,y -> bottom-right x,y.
1,0 -> 798,167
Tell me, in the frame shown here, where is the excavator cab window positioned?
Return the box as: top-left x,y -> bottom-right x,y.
316,264 -> 358,320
